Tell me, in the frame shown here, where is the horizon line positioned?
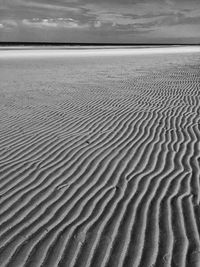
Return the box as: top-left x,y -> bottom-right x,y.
0,42 -> 200,46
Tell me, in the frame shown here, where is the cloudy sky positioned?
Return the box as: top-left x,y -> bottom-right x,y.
0,0 -> 200,43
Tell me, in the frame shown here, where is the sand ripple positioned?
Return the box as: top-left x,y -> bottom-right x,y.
0,52 -> 200,267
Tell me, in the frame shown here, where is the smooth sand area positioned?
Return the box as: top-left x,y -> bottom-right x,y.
0,48 -> 200,267
0,46 -> 200,58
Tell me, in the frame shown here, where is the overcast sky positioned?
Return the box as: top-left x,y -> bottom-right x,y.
0,0 -> 200,43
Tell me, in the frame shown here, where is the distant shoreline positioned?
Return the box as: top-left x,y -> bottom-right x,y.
1,43 -> 199,46
0,44 -> 199,51
0,43 -> 199,47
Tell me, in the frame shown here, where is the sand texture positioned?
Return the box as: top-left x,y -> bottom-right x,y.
0,49 -> 200,267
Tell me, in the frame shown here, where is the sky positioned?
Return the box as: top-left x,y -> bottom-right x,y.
0,0 -> 200,43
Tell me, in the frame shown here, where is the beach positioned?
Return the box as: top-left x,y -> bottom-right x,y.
0,47 -> 200,267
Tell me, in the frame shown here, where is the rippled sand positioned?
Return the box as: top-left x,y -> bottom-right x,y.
0,48 -> 200,267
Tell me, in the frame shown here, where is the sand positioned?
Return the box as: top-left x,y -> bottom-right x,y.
0,47 -> 200,267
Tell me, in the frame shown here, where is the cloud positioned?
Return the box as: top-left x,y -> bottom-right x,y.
5,0 -> 80,13
94,13 -> 135,26
22,19 -> 58,28
0,19 -> 18,28
21,18 -> 89,29
2,0 -> 200,29
150,23 -> 200,38
0,0 -> 200,43
94,21 -> 101,28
